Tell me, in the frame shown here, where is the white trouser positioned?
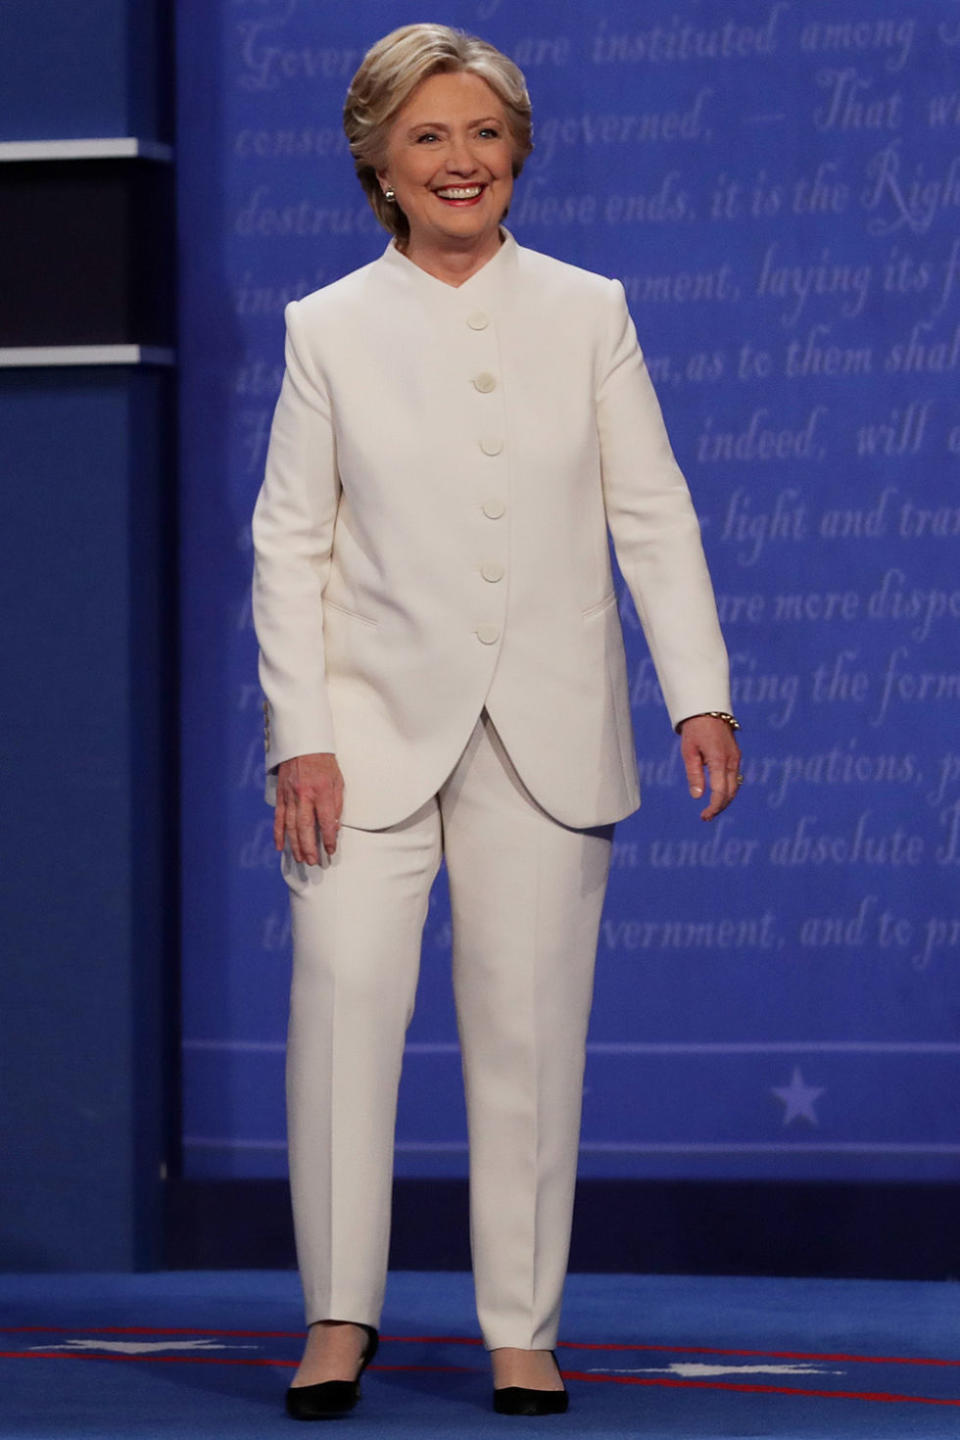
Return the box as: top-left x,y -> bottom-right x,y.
283,709 -> 613,1350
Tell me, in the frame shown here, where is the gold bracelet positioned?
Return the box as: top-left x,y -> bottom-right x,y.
704,710 -> 742,732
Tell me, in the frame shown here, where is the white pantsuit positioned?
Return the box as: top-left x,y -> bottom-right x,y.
252,228 -> 730,1348
284,710 -> 612,1349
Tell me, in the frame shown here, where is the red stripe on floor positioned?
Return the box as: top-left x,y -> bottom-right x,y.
3,1329 -> 960,1370
390,1336 -> 960,1368
0,1353 -> 470,1374
559,1340 -> 960,1368
0,1353 -> 297,1366
5,1352 -> 960,1406
0,1326 -> 305,1338
563,1370 -> 960,1406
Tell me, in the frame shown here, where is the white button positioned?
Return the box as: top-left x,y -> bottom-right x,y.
473,372 -> 497,393
480,436 -> 504,456
467,310 -> 489,330
481,561 -> 505,582
476,623 -> 500,645
482,498 -> 505,519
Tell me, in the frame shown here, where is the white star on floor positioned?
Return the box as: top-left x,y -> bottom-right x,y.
28,1339 -> 258,1355
591,1362 -> 844,1378
771,1066 -> 826,1125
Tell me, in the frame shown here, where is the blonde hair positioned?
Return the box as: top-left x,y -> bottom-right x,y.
343,23 -> 533,245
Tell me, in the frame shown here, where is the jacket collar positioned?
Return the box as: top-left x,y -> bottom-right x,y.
378,226 -> 517,307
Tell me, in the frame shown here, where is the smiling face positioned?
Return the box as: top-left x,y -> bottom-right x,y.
377,69 -> 515,265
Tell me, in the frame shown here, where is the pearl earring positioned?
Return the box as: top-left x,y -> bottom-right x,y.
383,187 -> 396,203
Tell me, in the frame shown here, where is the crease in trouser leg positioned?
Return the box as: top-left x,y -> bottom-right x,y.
286,872 -> 337,1325
444,717 -> 612,1352
284,813 -> 440,1329
459,840 -> 545,1351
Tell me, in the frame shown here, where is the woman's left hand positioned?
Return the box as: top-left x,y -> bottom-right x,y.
679,715 -> 742,821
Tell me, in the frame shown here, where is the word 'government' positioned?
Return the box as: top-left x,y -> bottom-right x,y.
602,913 -> 778,951
237,26 -> 360,90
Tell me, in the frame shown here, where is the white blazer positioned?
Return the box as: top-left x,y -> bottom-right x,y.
252,229 -> 730,830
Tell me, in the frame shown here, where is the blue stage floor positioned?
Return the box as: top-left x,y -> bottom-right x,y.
2,1269 -> 960,1437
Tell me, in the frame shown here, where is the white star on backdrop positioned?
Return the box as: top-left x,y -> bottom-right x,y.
771,1067 -> 826,1126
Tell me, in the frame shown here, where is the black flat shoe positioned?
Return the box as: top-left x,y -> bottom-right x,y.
493,1352 -> 569,1416
285,1324 -> 379,1421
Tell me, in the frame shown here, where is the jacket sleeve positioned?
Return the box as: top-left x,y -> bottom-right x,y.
595,278 -> 731,730
252,299 -> 341,797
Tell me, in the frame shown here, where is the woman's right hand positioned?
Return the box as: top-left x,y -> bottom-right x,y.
274,753 -> 344,863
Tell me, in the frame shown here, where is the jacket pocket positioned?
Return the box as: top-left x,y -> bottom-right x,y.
581,591 -> 617,619
323,597 -> 379,629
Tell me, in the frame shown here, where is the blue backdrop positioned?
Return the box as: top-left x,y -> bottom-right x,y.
176,0 -> 960,1185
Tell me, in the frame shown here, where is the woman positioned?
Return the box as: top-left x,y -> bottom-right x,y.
252,22 -> 741,1420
